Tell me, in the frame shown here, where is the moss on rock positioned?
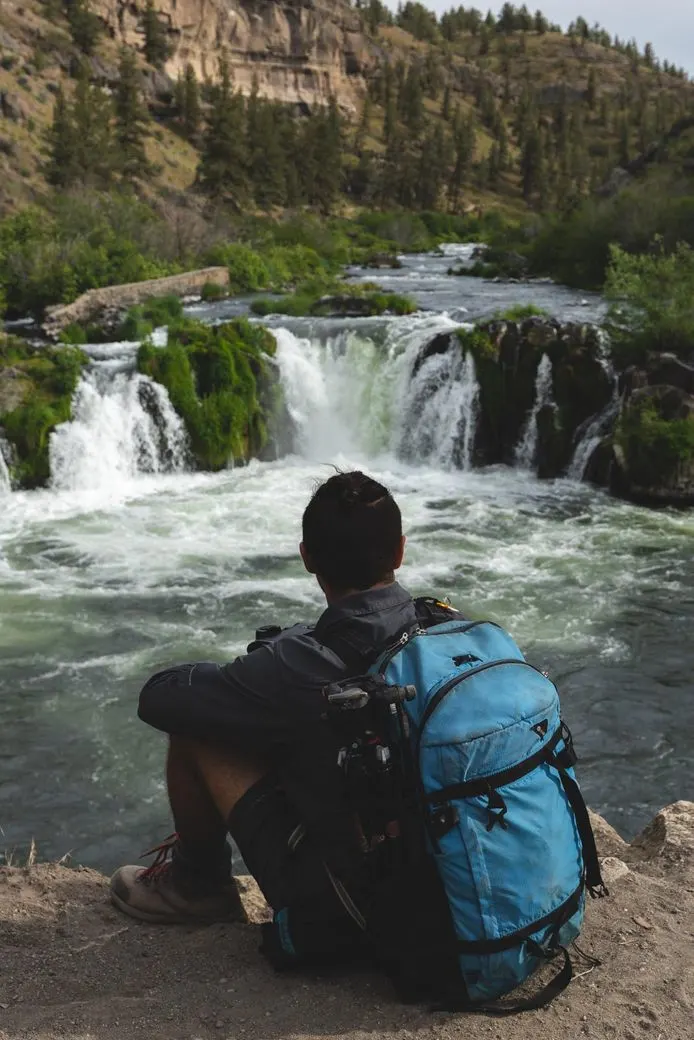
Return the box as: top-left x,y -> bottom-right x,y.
137,318 -> 277,470
0,336 -> 88,487
614,388 -> 694,497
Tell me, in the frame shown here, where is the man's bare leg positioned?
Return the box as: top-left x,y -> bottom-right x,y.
110,736 -> 266,924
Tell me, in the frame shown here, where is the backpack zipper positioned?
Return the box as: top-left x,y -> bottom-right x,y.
376,620 -> 500,677
418,659 -> 551,738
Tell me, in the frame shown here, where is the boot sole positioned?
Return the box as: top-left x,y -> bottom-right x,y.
110,889 -> 243,926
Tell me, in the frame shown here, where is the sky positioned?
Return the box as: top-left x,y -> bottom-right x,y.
415,0 -> 694,74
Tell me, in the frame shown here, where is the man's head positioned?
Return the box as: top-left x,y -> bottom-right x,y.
300,471 -> 405,600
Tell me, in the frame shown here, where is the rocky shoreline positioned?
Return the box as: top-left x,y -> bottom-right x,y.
0,802 -> 692,1040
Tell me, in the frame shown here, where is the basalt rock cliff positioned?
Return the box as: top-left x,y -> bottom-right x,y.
92,0 -> 372,112
414,319 -> 694,507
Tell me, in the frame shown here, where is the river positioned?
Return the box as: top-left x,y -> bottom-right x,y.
1,251 -> 692,871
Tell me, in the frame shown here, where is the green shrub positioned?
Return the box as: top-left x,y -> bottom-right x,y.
456,327 -> 497,361
616,396 -> 694,487
250,286 -> 416,318
137,318 -> 276,469
494,304 -> 549,321
0,343 -> 87,486
0,196 -> 180,319
200,281 -> 227,302
604,240 -> 694,364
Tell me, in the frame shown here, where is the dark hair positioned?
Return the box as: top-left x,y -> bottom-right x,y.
302,471 -> 402,591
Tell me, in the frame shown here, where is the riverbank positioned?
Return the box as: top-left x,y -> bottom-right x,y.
1,802 -> 692,1040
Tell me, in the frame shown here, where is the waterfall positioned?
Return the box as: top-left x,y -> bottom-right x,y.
568,337 -> 620,481
0,436 -> 11,494
273,317 -> 479,469
50,365 -> 188,492
514,354 -> 555,470
568,399 -> 621,481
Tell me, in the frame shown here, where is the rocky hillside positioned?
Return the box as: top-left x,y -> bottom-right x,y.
1,0 -> 694,215
1,802 -> 692,1039
0,0 -> 372,211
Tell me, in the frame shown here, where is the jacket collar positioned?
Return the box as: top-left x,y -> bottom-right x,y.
314,581 -> 413,638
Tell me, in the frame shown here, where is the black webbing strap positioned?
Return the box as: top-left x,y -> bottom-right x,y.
552,761 -> 609,898
433,944 -> 573,1015
425,725 -> 564,803
455,881 -> 583,954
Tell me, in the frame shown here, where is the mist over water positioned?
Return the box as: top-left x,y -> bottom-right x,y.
0,255 -> 691,870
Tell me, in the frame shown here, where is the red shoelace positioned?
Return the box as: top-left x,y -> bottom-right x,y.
138,832 -> 179,883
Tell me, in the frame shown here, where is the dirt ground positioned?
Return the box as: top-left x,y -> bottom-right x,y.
0,804 -> 692,1040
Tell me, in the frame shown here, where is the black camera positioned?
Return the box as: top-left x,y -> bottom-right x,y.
246,624 -> 284,654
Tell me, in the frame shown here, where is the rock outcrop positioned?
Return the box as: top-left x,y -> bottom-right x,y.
414,319 -> 614,475
1,802 -> 693,1040
92,0 -> 373,113
413,320 -> 694,506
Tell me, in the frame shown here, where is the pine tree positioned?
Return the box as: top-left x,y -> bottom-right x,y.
198,56 -> 248,203
487,141 -> 502,189
399,62 -> 424,133
520,122 -> 544,201
449,112 -> 475,210
46,85 -> 78,189
142,0 -> 172,70
247,92 -> 286,209
279,111 -> 301,206
310,97 -> 343,213
72,68 -> 114,186
65,0 -> 101,56
442,83 -> 451,121
416,124 -> 447,209
355,93 -> 372,154
114,47 -> 150,182
383,90 -> 398,146
618,116 -> 630,166
179,64 -> 201,141
586,67 -> 597,111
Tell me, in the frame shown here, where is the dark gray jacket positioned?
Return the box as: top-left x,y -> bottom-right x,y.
138,582 -> 421,858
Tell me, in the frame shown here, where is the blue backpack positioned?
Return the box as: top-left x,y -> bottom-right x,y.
325,606 -> 607,1011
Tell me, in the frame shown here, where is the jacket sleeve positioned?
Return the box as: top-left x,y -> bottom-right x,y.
137,650 -> 293,752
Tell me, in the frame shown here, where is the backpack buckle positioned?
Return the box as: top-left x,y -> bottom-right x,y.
555,722 -> 578,769
430,802 -> 458,840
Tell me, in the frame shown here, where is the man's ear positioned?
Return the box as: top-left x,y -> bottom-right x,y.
394,534 -> 406,571
299,542 -> 316,574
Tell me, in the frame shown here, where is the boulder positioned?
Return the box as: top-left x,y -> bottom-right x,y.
364,253 -> 402,270
646,353 -> 694,395
589,809 -> 628,859
631,801 -> 694,866
0,90 -> 29,122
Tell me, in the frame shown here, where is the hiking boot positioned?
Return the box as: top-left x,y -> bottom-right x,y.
110,833 -> 248,925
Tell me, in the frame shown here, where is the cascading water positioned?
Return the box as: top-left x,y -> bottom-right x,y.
0,436 -> 11,494
568,398 -> 621,481
49,347 -> 188,492
273,316 -> 478,468
514,354 -> 555,470
568,339 -> 620,481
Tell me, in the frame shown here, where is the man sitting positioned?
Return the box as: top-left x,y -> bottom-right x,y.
111,470 -> 450,962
